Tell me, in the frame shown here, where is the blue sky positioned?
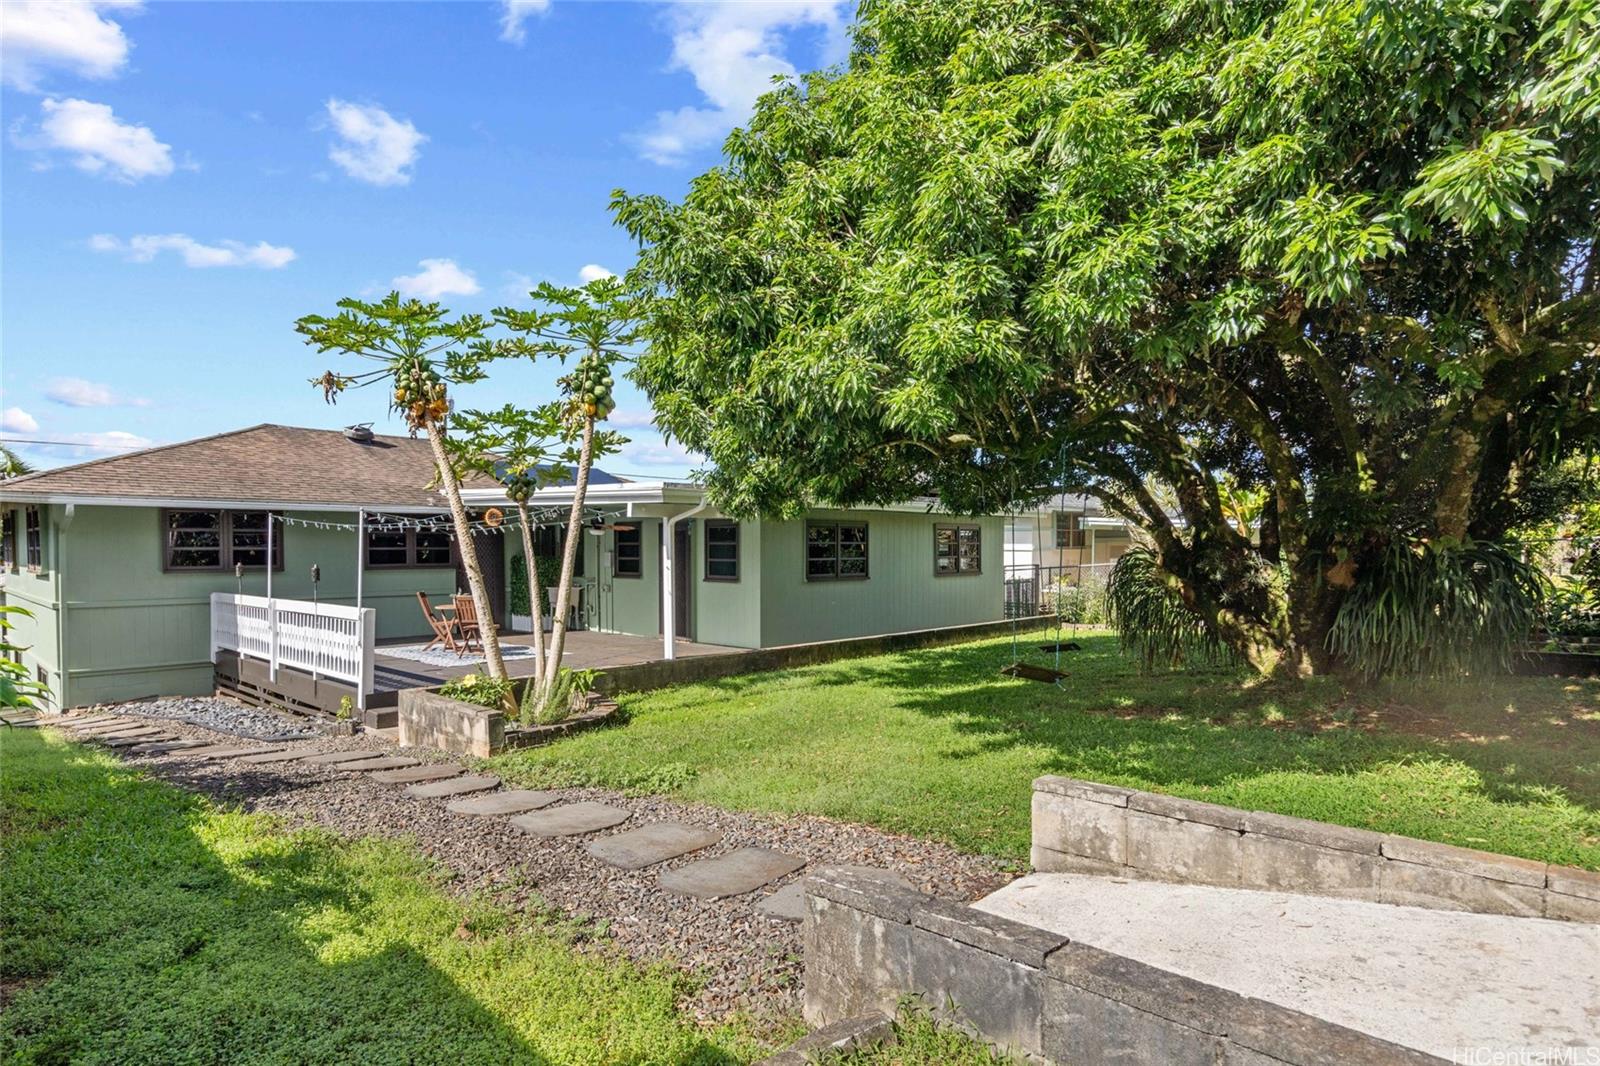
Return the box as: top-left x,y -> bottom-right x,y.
1,0 -> 851,476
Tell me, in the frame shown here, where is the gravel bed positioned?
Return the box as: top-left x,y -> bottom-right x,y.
85,696 -> 320,741
66,705 -> 1013,1027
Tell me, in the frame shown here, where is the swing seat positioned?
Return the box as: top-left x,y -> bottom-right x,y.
1037,642 -> 1082,654
1001,662 -> 1069,684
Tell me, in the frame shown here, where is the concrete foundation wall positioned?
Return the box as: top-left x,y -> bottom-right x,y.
1031,775 -> 1600,923
802,868 -> 1442,1065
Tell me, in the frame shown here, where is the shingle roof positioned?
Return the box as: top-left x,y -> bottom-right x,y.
0,424 -> 510,510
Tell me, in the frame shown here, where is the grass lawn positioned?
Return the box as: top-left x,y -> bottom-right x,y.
0,728 -> 767,1065
489,630 -> 1600,870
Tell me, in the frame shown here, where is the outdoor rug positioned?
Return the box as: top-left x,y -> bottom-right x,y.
379,643 -> 537,669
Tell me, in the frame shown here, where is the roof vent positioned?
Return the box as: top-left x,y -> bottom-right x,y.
344,423 -> 375,444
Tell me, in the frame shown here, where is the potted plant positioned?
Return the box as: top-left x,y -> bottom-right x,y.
508,553 -> 533,634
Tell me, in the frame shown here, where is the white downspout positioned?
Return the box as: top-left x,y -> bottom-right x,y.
662,501 -> 709,661
355,509 -> 364,609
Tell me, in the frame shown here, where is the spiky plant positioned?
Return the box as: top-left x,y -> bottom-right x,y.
1327,540 -> 1544,680
1105,548 -> 1234,670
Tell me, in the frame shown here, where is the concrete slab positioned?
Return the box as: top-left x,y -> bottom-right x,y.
299,750 -> 386,765
660,847 -> 806,900
184,745 -> 283,759
86,725 -> 166,739
407,774 -> 500,799
336,756 -> 420,772
510,802 -> 631,838
974,873 -> 1600,1061
757,867 -> 912,922
446,789 -> 561,816
104,734 -> 177,748
127,740 -> 210,755
586,823 -> 722,870
369,764 -> 462,785
234,749 -> 314,765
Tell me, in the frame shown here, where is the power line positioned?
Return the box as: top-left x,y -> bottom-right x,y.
0,437 -> 148,451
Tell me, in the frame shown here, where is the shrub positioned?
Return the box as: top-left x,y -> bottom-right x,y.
1105,548 -> 1232,669
519,667 -> 602,727
1327,540 -> 1544,679
439,672 -> 516,710
508,553 -> 530,616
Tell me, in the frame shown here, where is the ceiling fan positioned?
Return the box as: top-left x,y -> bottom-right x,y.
586,516 -> 638,535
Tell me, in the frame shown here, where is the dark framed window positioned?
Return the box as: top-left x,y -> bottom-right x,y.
25,506 -> 43,570
532,525 -> 584,577
705,520 -> 739,581
614,525 -> 643,578
1,509 -> 15,571
1055,511 -> 1085,548
365,526 -> 457,569
935,524 -> 982,575
162,509 -> 283,571
806,521 -> 868,581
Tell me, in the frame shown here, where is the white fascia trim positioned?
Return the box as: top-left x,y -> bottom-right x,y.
0,493 -> 448,513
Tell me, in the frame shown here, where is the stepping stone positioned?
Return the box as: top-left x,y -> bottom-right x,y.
659,847 -> 807,901
510,802 -> 631,838
755,867 -> 913,922
299,750 -> 386,766
586,823 -> 722,870
369,764 -> 461,785
234,749 -> 313,765
446,789 -> 560,816
81,724 -> 154,737
104,733 -> 177,748
91,729 -> 170,742
129,740 -> 210,754
5,720 -> 42,729
174,744 -> 279,759
336,756 -> 419,772
407,774 -> 500,800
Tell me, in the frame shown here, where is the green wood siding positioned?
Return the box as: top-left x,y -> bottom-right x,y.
691,518 -> 761,649
55,505 -> 459,706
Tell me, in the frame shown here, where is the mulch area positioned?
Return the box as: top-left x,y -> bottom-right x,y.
54,705 -> 1012,1027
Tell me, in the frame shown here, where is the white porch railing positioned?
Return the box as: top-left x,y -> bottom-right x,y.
210,593 -> 376,711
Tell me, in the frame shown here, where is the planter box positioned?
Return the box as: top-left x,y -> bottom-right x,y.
510,613 -> 533,634
398,687 -> 619,757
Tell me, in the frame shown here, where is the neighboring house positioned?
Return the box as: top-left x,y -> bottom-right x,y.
1,423 -> 1006,708
470,479 -> 1004,656
0,424 -> 506,709
1002,494 -> 1139,577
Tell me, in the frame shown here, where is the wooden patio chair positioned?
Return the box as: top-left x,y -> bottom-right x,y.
417,592 -> 463,654
452,594 -> 495,656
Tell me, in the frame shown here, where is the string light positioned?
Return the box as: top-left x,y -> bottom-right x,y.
268,505 -> 612,537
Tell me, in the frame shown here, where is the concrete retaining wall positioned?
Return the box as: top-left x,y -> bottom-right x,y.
802,868 -> 1442,1065
1032,775 -> 1600,923
398,689 -> 504,757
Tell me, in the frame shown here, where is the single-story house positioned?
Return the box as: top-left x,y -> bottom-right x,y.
1,423 -> 1005,709
1002,494 -> 1137,576
466,478 -> 1003,655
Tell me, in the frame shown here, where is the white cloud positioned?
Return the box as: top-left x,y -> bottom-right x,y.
500,271 -> 537,300
0,407 -> 39,433
5,429 -> 156,462
616,436 -> 701,469
324,98 -> 425,186
578,263 -> 616,284
608,407 -> 659,430
0,0 -> 140,93
499,0 -> 549,44
391,258 -> 481,299
89,233 -> 296,269
633,1 -> 848,165
26,97 -> 173,181
44,377 -> 149,408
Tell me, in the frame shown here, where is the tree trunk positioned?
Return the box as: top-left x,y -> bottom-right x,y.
425,425 -> 510,683
542,415 -> 595,699
514,500 -> 546,688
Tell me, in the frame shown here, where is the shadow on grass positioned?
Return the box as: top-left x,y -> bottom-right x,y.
0,732 -> 741,1066
810,631 -> 1600,812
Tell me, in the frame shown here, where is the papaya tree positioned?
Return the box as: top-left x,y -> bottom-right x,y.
297,293 -> 512,682
615,0 -> 1600,677
446,402 -> 583,691
490,279 -> 632,700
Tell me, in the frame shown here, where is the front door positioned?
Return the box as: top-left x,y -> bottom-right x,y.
674,521 -> 692,640
458,531 -> 506,626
